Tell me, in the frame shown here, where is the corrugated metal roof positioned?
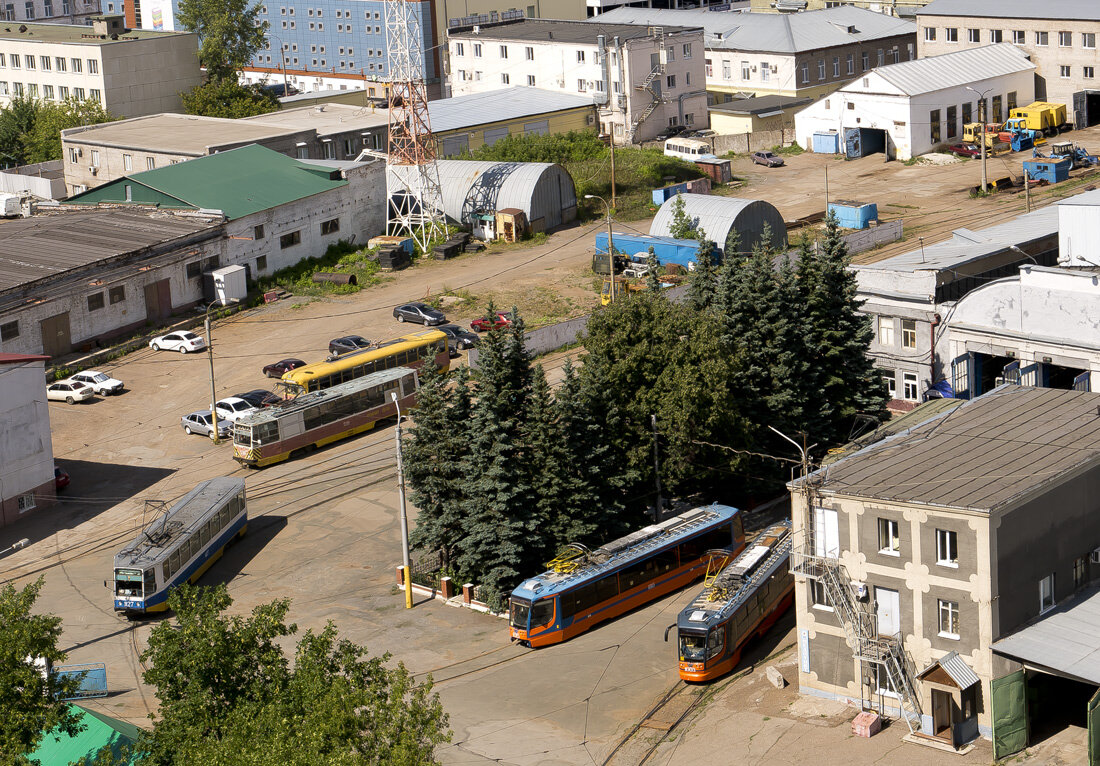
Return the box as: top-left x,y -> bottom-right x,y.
394,160 -> 576,229
0,209 -> 216,294
0,20 -> 186,43
993,584 -> 1100,684
426,88 -> 595,133
801,386 -> 1100,512
1057,188 -> 1100,207
650,193 -> 787,252
918,651 -> 980,689
450,18 -> 698,44
919,0 -> 1100,21
853,204 -> 1058,273
871,43 -> 1034,97
61,113 -> 295,155
592,6 -> 915,54
822,397 -> 964,465
29,705 -> 141,765
66,145 -> 349,220
710,94 -> 813,115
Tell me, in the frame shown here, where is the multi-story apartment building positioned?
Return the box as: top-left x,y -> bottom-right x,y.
0,16 -> 200,117
0,0 -> 101,25
596,6 -> 916,105
446,18 -> 707,143
917,0 -> 1100,128
789,384 -> 1100,757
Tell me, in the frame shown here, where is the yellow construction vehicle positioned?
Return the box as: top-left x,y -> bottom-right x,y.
1007,101 -> 1071,136
600,273 -> 684,305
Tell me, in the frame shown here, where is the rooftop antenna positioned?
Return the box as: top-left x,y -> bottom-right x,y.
919,236 -> 926,263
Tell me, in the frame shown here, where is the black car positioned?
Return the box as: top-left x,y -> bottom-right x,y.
393,302 -> 447,326
328,335 -> 372,355
437,324 -> 480,354
658,124 -> 687,140
234,389 -> 283,408
261,358 -> 307,378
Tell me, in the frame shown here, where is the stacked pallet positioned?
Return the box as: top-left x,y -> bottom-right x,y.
378,247 -> 411,271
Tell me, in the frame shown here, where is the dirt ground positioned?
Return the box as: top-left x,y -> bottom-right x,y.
6,128 -> 1100,764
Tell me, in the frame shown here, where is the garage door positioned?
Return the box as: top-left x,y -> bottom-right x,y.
440,134 -> 470,157
523,120 -> 549,136
992,670 -> 1028,760
484,127 -> 509,146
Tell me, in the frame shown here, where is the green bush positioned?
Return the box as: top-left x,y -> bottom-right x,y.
256,239 -> 382,297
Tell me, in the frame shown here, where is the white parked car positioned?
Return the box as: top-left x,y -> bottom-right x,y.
180,410 -> 231,438
46,380 -> 94,404
70,370 -> 124,395
214,396 -> 259,423
150,331 -> 206,353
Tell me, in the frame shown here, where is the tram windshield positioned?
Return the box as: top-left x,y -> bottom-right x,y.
530,599 -> 554,630
679,631 -> 707,661
510,598 -> 531,629
115,568 -> 144,597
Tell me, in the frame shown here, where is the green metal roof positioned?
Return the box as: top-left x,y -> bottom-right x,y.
28,705 -> 142,765
67,144 -> 349,220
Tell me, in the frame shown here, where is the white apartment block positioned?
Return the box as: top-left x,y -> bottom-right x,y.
918,0 -> 1100,128
446,18 -> 707,143
0,15 -> 200,117
0,0 -> 101,24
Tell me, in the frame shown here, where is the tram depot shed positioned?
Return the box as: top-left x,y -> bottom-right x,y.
649,194 -> 787,254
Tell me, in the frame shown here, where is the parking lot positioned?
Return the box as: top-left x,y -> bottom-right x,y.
5,134 -> 1100,762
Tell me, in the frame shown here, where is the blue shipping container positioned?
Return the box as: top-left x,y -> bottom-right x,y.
812,131 -> 840,154
651,182 -> 690,206
1023,158 -> 1071,184
595,231 -> 703,270
827,201 -> 878,230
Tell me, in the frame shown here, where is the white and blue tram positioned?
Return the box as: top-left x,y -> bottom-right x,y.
113,477 -> 247,615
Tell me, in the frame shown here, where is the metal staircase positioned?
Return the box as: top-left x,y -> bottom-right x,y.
630,27 -> 667,141
791,544 -> 923,733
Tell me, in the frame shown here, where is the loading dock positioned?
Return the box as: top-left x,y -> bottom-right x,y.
1074,90 -> 1100,129
845,127 -> 890,160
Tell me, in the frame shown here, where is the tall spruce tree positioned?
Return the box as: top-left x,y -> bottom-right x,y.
645,246 -> 661,292
723,225 -> 743,263
688,229 -> 717,311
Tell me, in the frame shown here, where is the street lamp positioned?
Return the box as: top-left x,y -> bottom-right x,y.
390,391 -> 413,610
585,194 -> 615,304
205,299 -> 240,445
1008,244 -> 1040,266
1,538 -> 30,557
266,32 -> 291,98
965,86 -> 992,193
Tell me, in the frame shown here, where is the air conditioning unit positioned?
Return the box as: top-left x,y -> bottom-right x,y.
751,65 -> 758,72
88,166 -> 97,175
770,65 -> 778,73
77,148 -> 83,157
1090,548 -> 1100,564
586,80 -> 595,89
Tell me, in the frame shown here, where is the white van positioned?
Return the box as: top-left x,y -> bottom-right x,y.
663,137 -> 717,161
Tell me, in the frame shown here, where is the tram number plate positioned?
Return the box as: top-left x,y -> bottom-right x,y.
117,599 -> 143,609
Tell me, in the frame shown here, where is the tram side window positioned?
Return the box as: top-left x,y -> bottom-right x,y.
563,575 -> 618,617
619,549 -> 677,591
679,527 -> 735,563
253,421 -> 278,445
144,568 -> 156,595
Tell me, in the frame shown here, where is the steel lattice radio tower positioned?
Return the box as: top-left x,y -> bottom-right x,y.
384,0 -> 445,252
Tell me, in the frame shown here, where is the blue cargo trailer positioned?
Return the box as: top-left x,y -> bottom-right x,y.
1023,157 -> 1071,184
594,231 -> 703,271
827,200 -> 878,230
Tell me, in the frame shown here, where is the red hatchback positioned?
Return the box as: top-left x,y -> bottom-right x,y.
262,358 -> 307,378
470,312 -> 513,333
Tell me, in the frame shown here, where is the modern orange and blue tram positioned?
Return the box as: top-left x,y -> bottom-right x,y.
508,505 -> 745,647
671,519 -> 793,681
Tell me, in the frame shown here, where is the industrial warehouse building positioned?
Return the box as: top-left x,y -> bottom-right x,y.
649,194 -> 787,253
794,43 -> 1035,160
0,354 -> 56,528
405,160 -> 578,233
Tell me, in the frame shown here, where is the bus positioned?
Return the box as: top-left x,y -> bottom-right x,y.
672,519 -> 793,682
113,477 -> 246,616
508,505 -> 745,648
233,366 -> 418,468
281,329 -> 448,394
663,137 -> 718,162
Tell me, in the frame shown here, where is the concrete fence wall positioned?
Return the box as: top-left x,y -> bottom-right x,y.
841,220 -> 903,255
0,161 -> 65,200
639,128 -> 796,156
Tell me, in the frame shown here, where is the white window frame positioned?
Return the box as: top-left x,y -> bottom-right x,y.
936,529 -> 958,567
878,316 -> 895,346
1060,66 -> 1071,79
1059,31 -> 1071,48
810,580 -> 832,611
1084,32 -> 1096,50
1086,66 -> 1095,80
1039,573 -> 1055,613
882,371 -> 897,399
945,27 -> 958,43
878,518 -> 900,556
903,373 -> 919,401
17,493 -> 35,512
968,28 -> 980,43
901,319 -> 917,349
1035,31 -> 1048,46
937,599 -> 960,639
1012,30 -> 1025,45
924,27 -> 936,42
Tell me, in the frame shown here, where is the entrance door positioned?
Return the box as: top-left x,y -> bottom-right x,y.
992,670 -> 1029,760
39,312 -> 71,358
813,507 -> 839,559
932,688 -> 953,739
876,587 -> 900,636
144,279 -> 172,323
1089,686 -> 1100,766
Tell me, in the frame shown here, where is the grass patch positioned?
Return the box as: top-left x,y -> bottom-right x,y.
256,239 -> 384,297
771,142 -> 804,156
426,287 -> 479,313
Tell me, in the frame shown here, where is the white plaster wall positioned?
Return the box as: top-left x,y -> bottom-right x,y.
1058,202 -> 1100,267
0,359 -> 54,505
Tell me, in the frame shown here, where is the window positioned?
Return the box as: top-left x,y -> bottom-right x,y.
929,109 -> 941,143
1035,31 -> 1048,46
1059,31 -> 1071,47
991,29 -> 1003,43
882,371 -> 897,399
90,150 -> 100,167
1039,573 -> 1055,613
1074,556 -> 1087,589
878,316 -> 895,345
846,53 -> 853,74
454,42 -> 463,56
320,218 -> 339,235
40,55 -> 50,70
666,46 -> 674,61
88,58 -> 98,73
946,105 -> 957,139
924,27 -> 936,42
473,43 -> 481,57
17,493 -> 35,512
968,28 -> 980,43
1008,91 -> 1017,110
1012,30 -> 1025,45
760,61 -> 770,82
499,44 -> 507,58
280,231 -> 301,248
525,46 -> 533,60
903,373 -> 919,401
322,141 -> 335,159
740,60 -> 749,80
576,50 -> 584,63
0,53 -> 4,66
683,43 -> 691,58
253,224 -> 265,240
11,82 -> 21,96
1084,33 -> 1096,49
26,83 -> 36,98
1060,66 -> 1071,79
817,59 -> 825,80
936,529 -> 958,566
256,255 -> 267,271
902,320 -> 919,348
22,0 -> 31,16
0,320 -> 18,340
962,101 -> 972,125
945,27 -> 958,43
877,48 -> 884,66
24,54 -> 33,69
878,518 -> 900,555
665,74 -> 675,88
109,285 -> 125,304
87,292 -> 105,311
1086,66 -> 1096,79
146,157 -> 155,170
577,78 -> 586,92
810,580 -> 832,609
9,54 -> 17,68
832,56 -> 839,77
937,600 -> 960,638
74,87 -> 84,100
68,147 -> 77,163
861,52 -> 869,71
122,153 -> 132,171
527,75 -> 535,86
800,62 -> 808,83
992,94 -> 1002,122
42,84 -> 53,99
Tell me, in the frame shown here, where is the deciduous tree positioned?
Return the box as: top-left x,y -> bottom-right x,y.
180,79 -> 279,119
177,0 -> 268,81
667,192 -> 694,239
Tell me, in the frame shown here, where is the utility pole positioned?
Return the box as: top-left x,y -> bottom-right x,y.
651,414 -> 663,521
824,163 -> 829,208
205,314 -> 219,445
1024,169 -> 1031,212
391,392 -> 414,610
585,194 -> 615,303
609,132 -> 617,210
979,98 -> 988,193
